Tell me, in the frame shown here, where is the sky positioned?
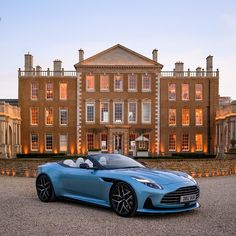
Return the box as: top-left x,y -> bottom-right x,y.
0,0 -> 236,99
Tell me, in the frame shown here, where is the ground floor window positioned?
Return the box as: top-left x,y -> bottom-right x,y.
45,134 -> 53,151
60,134 -> 68,152
195,134 -> 203,151
129,133 -> 136,150
168,134 -> 176,151
87,134 -> 94,150
182,134 -> 189,151
101,133 -> 108,151
31,134 -> 39,151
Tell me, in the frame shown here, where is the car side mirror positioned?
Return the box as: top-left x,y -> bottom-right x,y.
79,163 -> 89,169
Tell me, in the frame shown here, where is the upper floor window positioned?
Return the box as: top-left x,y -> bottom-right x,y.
142,74 -> 151,91
169,109 -> 176,126
59,134 -> 68,152
100,75 -> 109,91
169,134 -> 176,151
128,102 -> 137,123
182,84 -> 189,101
31,83 -> 38,100
168,83 -> 176,100
114,102 -> 123,123
142,102 -> 151,123
195,84 -> 203,100
128,74 -> 137,91
45,134 -> 53,151
86,102 -> 95,123
182,108 -> 190,126
114,75 -> 123,91
195,134 -> 203,151
45,107 -> 54,125
86,75 -> 95,92
31,133 -> 39,151
182,134 -> 189,151
46,82 -> 53,100
60,83 -> 67,100
100,102 -> 109,123
60,108 -> 68,125
195,108 -> 203,126
30,107 -> 39,125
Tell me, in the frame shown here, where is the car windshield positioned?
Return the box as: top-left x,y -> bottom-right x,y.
89,154 -> 145,169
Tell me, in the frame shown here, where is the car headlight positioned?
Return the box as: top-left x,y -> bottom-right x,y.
132,177 -> 163,190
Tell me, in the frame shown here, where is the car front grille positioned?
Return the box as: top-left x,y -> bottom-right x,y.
161,185 -> 200,204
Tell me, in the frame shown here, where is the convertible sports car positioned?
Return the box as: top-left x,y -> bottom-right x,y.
36,154 -> 200,217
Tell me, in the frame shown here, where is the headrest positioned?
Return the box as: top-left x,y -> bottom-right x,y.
76,157 -> 84,167
64,159 -> 76,167
85,159 -> 93,168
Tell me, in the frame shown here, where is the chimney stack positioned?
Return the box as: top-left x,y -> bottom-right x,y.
79,49 -> 84,62
175,61 -> 184,72
206,55 -> 213,72
53,60 -> 62,76
36,65 -> 42,76
152,49 -> 158,62
24,53 -> 33,72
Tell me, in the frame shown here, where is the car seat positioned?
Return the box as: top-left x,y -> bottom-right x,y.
85,159 -> 93,168
76,157 -> 84,167
63,159 -> 76,167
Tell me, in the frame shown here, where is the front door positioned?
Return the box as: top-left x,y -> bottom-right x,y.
113,134 -> 123,154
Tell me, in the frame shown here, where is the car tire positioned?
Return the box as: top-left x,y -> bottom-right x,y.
110,182 -> 137,217
36,174 -> 56,202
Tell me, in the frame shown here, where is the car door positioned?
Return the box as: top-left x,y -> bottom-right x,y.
61,167 -> 105,200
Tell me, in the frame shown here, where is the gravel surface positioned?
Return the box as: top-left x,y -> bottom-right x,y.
0,175 -> 235,236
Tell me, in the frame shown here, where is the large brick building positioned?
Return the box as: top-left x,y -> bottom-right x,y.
18,44 -> 219,156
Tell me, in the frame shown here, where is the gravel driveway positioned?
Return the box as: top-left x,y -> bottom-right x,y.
0,175 -> 235,236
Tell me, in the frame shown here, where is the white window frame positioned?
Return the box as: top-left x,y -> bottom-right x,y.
195,83 -> 203,101
86,102 -> 95,123
45,82 -> 53,100
113,102 -> 124,123
45,107 -> 54,126
45,134 -> 53,151
195,108 -> 203,126
142,101 -> 151,123
100,102 -> 109,123
182,83 -> 189,101
30,133 -> 39,151
100,75 -> 109,92
59,82 -> 67,100
168,134 -> 176,151
168,83 -> 176,101
86,75 -> 95,92
30,107 -> 39,126
31,83 -> 38,100
142,74 -> 151,92
182,108 -> 190,126
114,75 -> 123,92
59,134 -> 68,152
169,109 -> 176,126
128,74 -> 137,92
182,134 -> 189,151
195,134 -> 203,151
128,102 -> 137,123
59,108 -> 68,126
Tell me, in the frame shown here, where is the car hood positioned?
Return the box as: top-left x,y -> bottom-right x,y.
108,168 -> 194,185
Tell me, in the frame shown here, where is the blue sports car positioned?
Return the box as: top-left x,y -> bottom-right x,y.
36,154 -> 200,217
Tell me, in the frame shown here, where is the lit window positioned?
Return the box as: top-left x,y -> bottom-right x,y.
128,74 -> 137,91
60,108 -> 68,125
45,107 -> 53,125
195,108 -> 203,126
182,84 -> 189,101
142,74 -> 151,91
169,109 -> 176,126
128,102 -> 137,123
100,75 -> 109,91
45,134 -> 53,151
182,134 -> 189,151
60,83 -> 67,100
114,102 -> 123,123
142,102 -> 151,123
31,83 -> 38,100
30,107 -> 39,125
129,134 -> 136,150
86,75 -> 95,91
182,108 -> 190,126
86,103 -> 95,122
100,102 -> 109,123
101,134 -> 108,151
169,134 -> 176,151
114,75 -> 123,91
168,83 -> 176,100
195,134 -> 203,151
31,134 -> 39,151
46,82 -> 53,100
87,134 -> 94,150
195,84 -> 203,100
59,134 -> 67,152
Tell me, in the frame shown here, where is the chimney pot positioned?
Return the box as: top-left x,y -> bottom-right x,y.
79,49 -> 84,62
